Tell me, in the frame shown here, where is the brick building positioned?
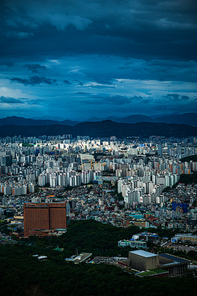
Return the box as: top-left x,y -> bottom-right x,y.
24,203 -> 67,237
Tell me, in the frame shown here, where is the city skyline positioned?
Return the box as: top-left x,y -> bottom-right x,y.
0,0 -> 197,119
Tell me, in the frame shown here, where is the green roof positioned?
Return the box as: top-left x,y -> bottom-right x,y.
53,247 -> 64,251
137,268 -> 168,277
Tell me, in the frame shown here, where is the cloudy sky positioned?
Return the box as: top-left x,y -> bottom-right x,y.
0,0 -> 197,120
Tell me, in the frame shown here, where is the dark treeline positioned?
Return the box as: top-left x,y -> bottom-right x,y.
181,155 -> 197,162
1,243 -> 197,296
1,220 -> 197,295
23,220 -> 140,258
21,220 -> 179,257
1,121 -> 197,137
178,173 -> 197,185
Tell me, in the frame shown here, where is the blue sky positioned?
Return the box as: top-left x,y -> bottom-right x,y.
0,0 -> 197,120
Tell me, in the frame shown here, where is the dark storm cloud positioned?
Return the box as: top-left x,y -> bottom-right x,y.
63,80 -> 71,85
107,95 -> 140,105
6,31 -> 34,39
10,76 -> 57,86
140,99 -> 151,104
77,94 -> 143,105
75,80 -> 83,86
76,92 -> 89,95
118,66 -> 130,70
0,96 -> 24,104
86,83 -> 115,89
0,96 -> 42,106
0,0 -> 197,119
0,62 -> 14,67
116,59 -> 197,83
0,0 -> 196,61
28,99 -> 44,105
131,96 -> 144,101
24,64 -> 47,73
145,60 -> 197,83
152,101 -> 197,113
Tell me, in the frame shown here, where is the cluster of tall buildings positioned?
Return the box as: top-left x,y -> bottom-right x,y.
0,133 -> 197,238
0,180 -> 35,196
38,169 -> 102,187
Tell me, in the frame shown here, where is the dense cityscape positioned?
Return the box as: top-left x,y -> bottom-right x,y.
1,133 -> 197,291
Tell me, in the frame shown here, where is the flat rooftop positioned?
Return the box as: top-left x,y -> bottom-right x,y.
160,253 -> 190,264
74,253 -> 92,263
137,268 -> 168,277
129,250 -> 158,258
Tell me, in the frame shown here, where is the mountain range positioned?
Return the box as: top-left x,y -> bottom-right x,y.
86,113 -> 197,126
0,116 -> 79,127
0,113 -> 197,127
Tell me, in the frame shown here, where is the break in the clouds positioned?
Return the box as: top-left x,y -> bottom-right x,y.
0,0 -> 197,119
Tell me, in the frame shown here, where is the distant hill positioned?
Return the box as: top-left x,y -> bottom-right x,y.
0,116 -> 79,127
153,113 -> 197,126
1,113 -> 197,127
116,114 -> 153,123
72,121 -> 197,138
32,116 -> 66,121
0,121 -> 197,138
86,113 -> 197,126
0,116 -> 59,126
60,119 -> 80,126
86,115 -> 153,123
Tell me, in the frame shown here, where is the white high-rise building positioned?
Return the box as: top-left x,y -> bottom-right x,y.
75,174 -> 81,186
70,176 -> 75,187
38,174 -> 46,186
28,183 -> 35,193
21,185 -> 27,195
3,185 -> 12,195
50,174 -> 57,187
